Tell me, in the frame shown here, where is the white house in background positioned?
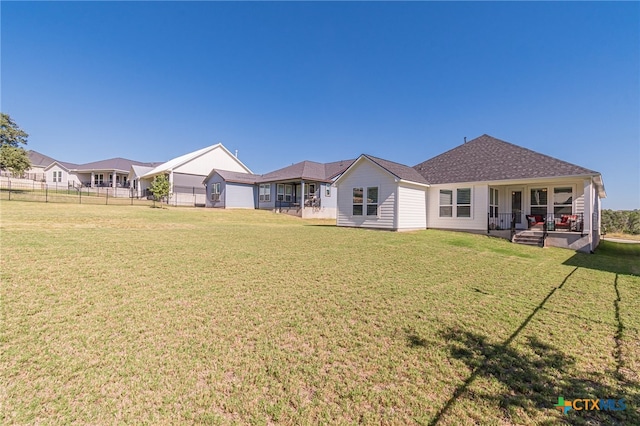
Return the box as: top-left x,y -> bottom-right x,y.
128,164 -> 156,198
27,150 -> 153,190
141,143 -> 252,206
335,135 -> 606,253
26,150 -> 61,181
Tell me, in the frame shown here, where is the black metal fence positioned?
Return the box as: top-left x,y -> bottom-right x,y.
0,179 -> 154,206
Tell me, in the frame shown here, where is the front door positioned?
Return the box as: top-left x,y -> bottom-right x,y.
511,189 -> 524,228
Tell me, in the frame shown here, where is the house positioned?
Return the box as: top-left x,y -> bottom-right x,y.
335,155 -> 429,231
203,159 -> 354,219
335,135 -> 606,253
128,164 -> 157,198
27,150 -> 153,191
203,169 -> 257,209
141,143 -> 252,206
26,150 -> 60,181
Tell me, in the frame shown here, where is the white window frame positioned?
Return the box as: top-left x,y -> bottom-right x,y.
352,187 -> 363,216
489,188 -> 499,218
456,188 -> 471,218
530,187 -> 548,217
552,186 -> 574,216
439,189 -> 453,217
366,187 -> 379,216
325,184 -> 331,197
211,182 -> 221,202
352,186 -> 379,217
94,174 -> 104,185
277,184 -> 284,201
259,184 -> 271,202
284,184 -> 293,202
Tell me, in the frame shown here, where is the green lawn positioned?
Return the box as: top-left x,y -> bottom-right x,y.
1,202 -> 638,425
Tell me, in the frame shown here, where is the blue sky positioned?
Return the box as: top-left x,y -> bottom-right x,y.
2,1 -> 638,209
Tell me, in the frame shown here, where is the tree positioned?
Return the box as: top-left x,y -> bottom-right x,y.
0,113 -> 31,175
150,174 -> 170,207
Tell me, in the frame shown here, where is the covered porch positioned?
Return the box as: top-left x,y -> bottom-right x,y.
274,180 -> 323,214
485,178 -> 600,252
80,170 -> 130,188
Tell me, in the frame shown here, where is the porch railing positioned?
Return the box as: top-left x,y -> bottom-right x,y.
488,212 -> 516,237
542,213 -> 584,240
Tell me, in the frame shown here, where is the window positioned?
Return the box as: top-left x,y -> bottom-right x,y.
457,188 -> 471,218
284,184 -> 293,202
52,171 -> 62,182
325,184 -> 331,197
277,184 -> 284,201
439,190 -> 453,217
352,187 -> 378,216
367,187 -> 378,216
276,184 -> 293,202
489,188 -> 499,218
305,183 -> 316,199
259,184 -> 271,202
553,187 -> 572,216
211,182 -> 221,201
352,187 -> 363,215
94,174 -> 104,185
530,188 -> 548,216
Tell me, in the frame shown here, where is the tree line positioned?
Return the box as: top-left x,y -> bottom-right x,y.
601,209 -> 640,235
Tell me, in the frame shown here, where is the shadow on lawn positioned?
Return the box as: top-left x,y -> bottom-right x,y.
412,265 -> 639,425
428,329 -> 636,425
563,240 -> 640,276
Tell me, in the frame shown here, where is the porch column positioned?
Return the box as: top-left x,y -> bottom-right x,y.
301,180 -> 305,206
583,179 -> 592,233
112,171 -> 117,188
91,172 -> 94,188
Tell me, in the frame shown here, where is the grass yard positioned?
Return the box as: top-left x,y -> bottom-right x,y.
1,202 -> 639,425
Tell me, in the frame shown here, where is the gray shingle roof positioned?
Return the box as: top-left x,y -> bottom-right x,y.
75,157 -> 155,172
363,155 -> 430,184
215,170 -> 257,185
28,150 -> 58,167
257,159 -> 354,183
413,134 -> 599,184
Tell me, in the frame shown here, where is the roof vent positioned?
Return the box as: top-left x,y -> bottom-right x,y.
464,137 -> 467,143
234,150 -> 238,158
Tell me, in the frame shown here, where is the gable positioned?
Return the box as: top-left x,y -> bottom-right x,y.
143,144 -> 252,178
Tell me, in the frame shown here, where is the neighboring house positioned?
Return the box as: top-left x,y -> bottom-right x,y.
55,157 -> 155,189
26,150 -> 154,190
204,170 -> 257,209
335,135 -> 606,253
142,143 -> 252,206
203,159 -> 354,219
128,164 -> 157,198
26,150 -> 59,181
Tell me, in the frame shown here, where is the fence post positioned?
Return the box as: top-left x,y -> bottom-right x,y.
45,186 -> 48,202
8,179 -> 11,201
79,186 -> 82,204
106,188 -> 109,205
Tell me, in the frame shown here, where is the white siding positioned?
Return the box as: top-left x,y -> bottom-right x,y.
174,146 -> 248,176
46,165 -> 67,186
397,184 -> 427,230
336,159 -> 397,229
426,184 -> 488,231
